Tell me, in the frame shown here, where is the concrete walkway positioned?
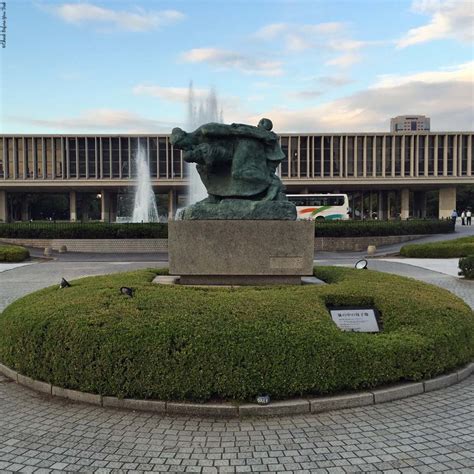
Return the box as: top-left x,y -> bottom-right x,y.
380,258 -> 460,278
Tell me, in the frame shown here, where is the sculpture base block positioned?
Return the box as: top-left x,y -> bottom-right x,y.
180,199 -> 296,220
169,220 -> 314,283
179,275 -> 304,286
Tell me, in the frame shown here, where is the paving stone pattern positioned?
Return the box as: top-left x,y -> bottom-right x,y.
0,373 -> 473,473
0,239 -> 473,472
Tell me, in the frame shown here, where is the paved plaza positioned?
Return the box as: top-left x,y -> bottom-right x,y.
0,228 -> 473,473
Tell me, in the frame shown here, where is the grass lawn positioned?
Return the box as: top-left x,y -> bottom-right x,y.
400,236 -> 474,258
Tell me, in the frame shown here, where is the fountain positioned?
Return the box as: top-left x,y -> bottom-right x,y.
132,145 -> 159,223
186,82 -> 223,206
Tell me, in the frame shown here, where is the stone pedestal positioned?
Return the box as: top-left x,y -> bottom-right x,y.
169,220 -> 314,285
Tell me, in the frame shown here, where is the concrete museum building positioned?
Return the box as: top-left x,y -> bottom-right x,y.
0,129 -> 472,222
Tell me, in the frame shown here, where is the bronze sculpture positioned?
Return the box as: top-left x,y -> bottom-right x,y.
170,118 -> 296,220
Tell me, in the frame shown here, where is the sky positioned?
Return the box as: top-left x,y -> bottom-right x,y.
1,0 -> 473,134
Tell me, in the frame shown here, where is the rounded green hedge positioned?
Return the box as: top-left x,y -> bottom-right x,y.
0,267 -> 472,402
315,219 -> 454,237
400,236 -> 474,258
459,255 -> 474,279
0,245 -> 30,262
0,222 -> 168,239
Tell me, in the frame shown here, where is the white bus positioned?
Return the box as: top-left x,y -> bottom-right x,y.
286,194 -> 350,220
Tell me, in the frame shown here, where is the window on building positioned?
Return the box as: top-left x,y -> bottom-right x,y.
87,138 -> 96,178
31,137 -> 42,178
120,137 -> 129,178
101,137 -> 110,178
376,136 -> 383,176
437,135 -> 444,175
54,138 -> 62,178
385,136 -> 392,175
8,138 -> 15,178
129,137 -> 137,177
158,137 -> 167,178
45,138 -> 53,178
333,136 -> 340,176
280,136 -> 288,177
0,138 -> 3,178
149,138 -> 157,178
17,138 -> 24,178
314,136 -> 321,177
461,135 -> 468,176
26,138 -> 33,178
447,135 -> 454,175
67,138 -> 77,178
173,143 -> 181,178
366,136 -> 373,176
418,135 -> 425,176
300,136 -> 308,177
324,137 -> 331,177
79,137 -> 87,178
111,138 -> 120,178
411,121 -> 417,131
404,135 -> 411,176
347,136 -> 354,176
290,137 -> 298,177
395,136 -> 402,176
357,137 -> 363,176
428,136 -> 435,176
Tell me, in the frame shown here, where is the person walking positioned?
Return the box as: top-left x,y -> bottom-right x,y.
451,209 -> 458,227
461,210 -> 466,225
467,209 -> 472,226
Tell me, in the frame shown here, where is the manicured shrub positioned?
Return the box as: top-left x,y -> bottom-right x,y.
0,222 -> 168,239
314,219 -> 454,237
400,236 -> 474,258
0,219 -> 453,240
0,245 -> 30,262
0,267 -> 472,402
459,255 -> 474,279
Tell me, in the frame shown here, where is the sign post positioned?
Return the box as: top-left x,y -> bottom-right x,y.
328,307 -> 381,333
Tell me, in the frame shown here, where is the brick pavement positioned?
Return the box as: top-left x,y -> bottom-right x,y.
0,253 -> 473,472
0,372 -> 472,473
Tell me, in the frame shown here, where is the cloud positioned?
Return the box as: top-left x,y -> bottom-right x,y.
253,23 -> 289,40
246,62 -> 473,132
133,84 -> 208,102
252,21 -> 376,66
315,75 -> 355,87
253,21 -> 346,52
326,53 -> 363,68
373,61 -> 473,88
52,3 -> 185,32
288,90 -> 323,100
397,0 -> 474,47
8,109 -> 176,133
181,48 -> 283,76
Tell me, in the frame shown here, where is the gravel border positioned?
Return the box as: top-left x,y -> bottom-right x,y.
1,361 -> 472,418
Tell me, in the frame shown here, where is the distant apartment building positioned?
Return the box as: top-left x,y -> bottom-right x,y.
391,115 -> 430,133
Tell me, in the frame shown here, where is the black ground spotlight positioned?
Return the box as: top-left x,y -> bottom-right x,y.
355,259 -> 368,270
256,394 -> 271,405
59,278 -> 71,289
120,287 -> 134,298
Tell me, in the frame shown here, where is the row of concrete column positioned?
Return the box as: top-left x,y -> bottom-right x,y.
348,187 -> 456,220
0,187 -> 458,222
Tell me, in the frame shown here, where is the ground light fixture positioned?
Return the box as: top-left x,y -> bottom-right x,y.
355,259 -> 368,270
120,287 -> 134,297
59,278 -> 71,289
256,394 -> 271,405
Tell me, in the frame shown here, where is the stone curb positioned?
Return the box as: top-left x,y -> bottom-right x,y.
0,362 -> 472,418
